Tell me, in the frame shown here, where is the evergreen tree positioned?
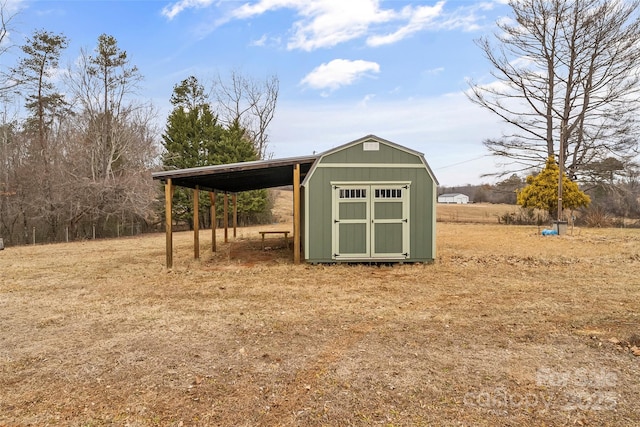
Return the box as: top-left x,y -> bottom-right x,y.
517,157 -> 590,216
161,76 -> 270,228
162,77 -> 222,169
162,76 -> 222,227
217,119 -> 269,225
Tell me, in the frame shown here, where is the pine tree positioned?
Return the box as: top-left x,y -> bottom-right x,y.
13,30 -> 69,240
217,119 -> 269,226
517,157 -> 590,216
163,75 -> 223,168
161,76 -> 270,228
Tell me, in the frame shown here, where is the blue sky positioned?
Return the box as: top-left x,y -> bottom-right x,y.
5,0 -> 513,185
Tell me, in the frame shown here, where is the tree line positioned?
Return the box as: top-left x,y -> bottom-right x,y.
440,166 -> 640,224
0,5 -> 278,245
0,30 -> 158,245
4,0 -> 640,244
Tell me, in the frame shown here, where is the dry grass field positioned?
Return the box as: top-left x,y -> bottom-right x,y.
1,192 -> 639,426
436,202 -> 517,223
436,202 -> 547,224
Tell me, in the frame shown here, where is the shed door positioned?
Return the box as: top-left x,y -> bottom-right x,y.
371,185 -> 410,258
332,184 -> 409,260
332,186 -> 370,259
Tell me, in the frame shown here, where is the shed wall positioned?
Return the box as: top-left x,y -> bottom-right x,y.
305,165 -> 435,262
321,142 -> 423,165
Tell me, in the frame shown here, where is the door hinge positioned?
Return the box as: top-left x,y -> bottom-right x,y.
403,185 -> 409,189
402,218 -> 408,223
403,252 -> 409,257
334,219 -> 340,223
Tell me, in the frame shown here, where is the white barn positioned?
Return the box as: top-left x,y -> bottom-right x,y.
438,193 -> 469,204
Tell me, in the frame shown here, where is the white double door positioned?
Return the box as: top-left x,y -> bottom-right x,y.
332,183 -> 410,260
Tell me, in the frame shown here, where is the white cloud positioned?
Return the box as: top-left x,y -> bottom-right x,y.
423,67 -> 445,76
300,59 -> 380,91
286,0 -> 395,51
439,1 -> 504,32
250,34 -> 268,47
231,0 -> 300,18
358,94 -> 376,107
164,0 -> 492,50
162,0 -> 216,20
367,2 -> 445,47
249,34 -> 282,48
232,0 -> 394,51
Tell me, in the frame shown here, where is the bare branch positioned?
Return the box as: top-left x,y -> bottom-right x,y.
468,0 -> 640,181
211,70 -> 278,158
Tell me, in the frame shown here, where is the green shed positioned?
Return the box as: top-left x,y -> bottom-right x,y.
301,135 -> 438,263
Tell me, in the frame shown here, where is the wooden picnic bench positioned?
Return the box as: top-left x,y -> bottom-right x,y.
259,231 -> 290,250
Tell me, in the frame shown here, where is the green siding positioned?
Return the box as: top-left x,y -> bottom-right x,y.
304,140 -> 435,263
322,141 -> 422,164
300,185 -> 306,257
413,171 -> 435,260
305,167 -> 334,261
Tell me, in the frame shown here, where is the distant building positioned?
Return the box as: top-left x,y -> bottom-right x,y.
438,193 -> 469,204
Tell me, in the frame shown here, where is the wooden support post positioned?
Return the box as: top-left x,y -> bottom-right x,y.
210,191 -> 216,252
223,193 -> 229,243
232,193 -> 237,238
193,186 -> 200,259
165,178 -> 173,268
293,163 -> 301,264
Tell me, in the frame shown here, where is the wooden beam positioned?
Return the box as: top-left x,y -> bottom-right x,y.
210,191 -> 216,252
232,193 -> 237,238
193,186 -> 200,259
293,163 -> 301,264
165,178 -> 173,269
223,193 -> 229,243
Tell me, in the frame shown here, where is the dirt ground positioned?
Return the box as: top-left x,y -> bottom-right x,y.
1,196 -> 639,426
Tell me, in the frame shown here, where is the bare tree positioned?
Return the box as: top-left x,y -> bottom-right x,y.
0,26 -> 159,244
468,0 -> 640,181
211,70 -> 278,159
0,0 -> 20,93
66,34 -> 145,181
63,34 -> 158,238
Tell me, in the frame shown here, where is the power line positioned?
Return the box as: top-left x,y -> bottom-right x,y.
435,154 -> 490,170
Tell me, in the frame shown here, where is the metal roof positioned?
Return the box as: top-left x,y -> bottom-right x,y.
438,193 -> 468,197
151,155 -> 319,193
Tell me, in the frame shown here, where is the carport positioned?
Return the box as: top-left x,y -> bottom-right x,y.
152,155 -> 318,268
